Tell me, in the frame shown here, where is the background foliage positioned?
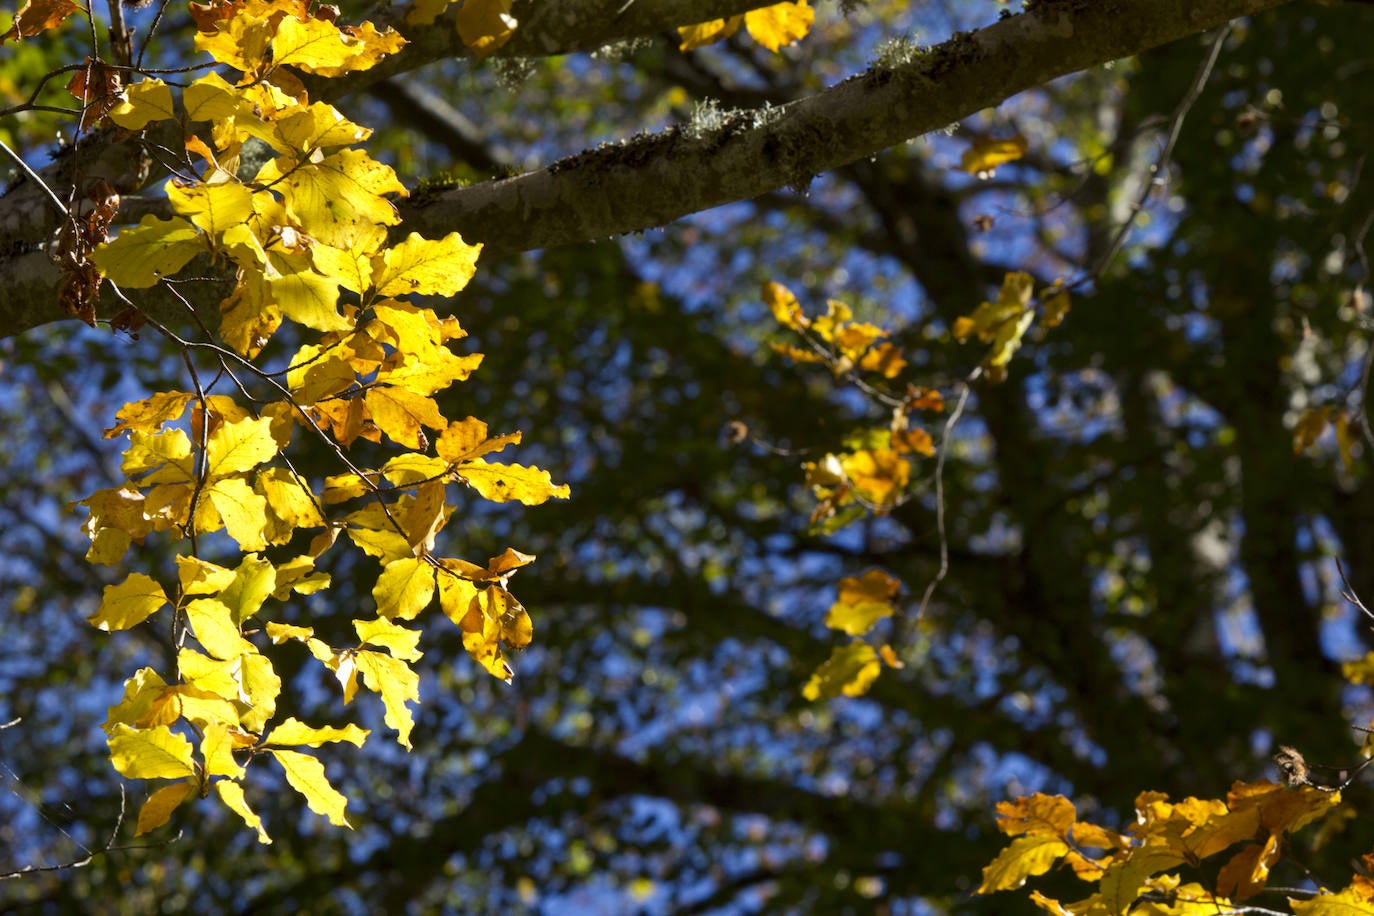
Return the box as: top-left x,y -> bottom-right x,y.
5,0 -> 1374,913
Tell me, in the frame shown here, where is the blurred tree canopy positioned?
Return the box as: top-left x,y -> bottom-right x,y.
5,0 -> 1374,913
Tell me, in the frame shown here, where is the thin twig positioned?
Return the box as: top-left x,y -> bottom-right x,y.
916,368 -> 978,619
1079,24 -> 1232,287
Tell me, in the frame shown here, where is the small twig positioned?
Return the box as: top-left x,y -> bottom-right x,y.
0,137 -> 70,218
1078,24 -> 1231,287
915,368 -> 979,619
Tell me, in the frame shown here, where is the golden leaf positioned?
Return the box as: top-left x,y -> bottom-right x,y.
216,779 -> 271,844
108,724 -> 197,780
801,642 -> 881,701
744,2 -> 814,52
455,0 -> 517,57
135,781 -> 197,836
88,573 -> 169,632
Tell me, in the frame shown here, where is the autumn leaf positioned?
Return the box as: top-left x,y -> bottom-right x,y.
167,180 -> 256,238
370,232 -> 481,298
216,780 -> 271,844
355,617 -> 424,662
977,834 -> 1070,894
270,15 -> 405,77
456,0 -> 517,57
762,280 -> 808,330
206,416 -> 279,478
88,573 -> 169,631
1292,890 -> 1374,914
373,557 -> 436,620
108,724 -> 197,780
824,569 -> 900,636
271,749 -> 350,826
678,18 -> 741,52
135,781 -> 198,836
91,215 -> 205,288
0,0 -> 79,43
802,642 -> 881,700
355,650 -> 420,749
184,598 -> 254,660
961,136 -> 1029,177
453,459 -> 570,505
744,2 -> 814,52
104,392 -> 193,438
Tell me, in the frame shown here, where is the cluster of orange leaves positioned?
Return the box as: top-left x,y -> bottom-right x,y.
981,785 -> 1374,914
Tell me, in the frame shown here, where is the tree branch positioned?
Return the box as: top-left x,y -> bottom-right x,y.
0,0 -> 1294,338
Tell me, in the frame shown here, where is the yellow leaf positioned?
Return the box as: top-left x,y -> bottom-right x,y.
841,448 -> 909,505
1292,889 -> 1374,914
454,459 -> 571,505
858,342 -> 907,378
365,386 -> 446,449
206,416 -> 278,478
437,570 -> 480,626
107,78 -> 176,129
135,781 -> 197,836
402,479 -> 449,553
122,427 -> 194,482
1096,847 -> 1188,913
176,556 -> 235,596
183,71 -> 240,122
744,2 -> 814,52
762,280 -> 808,330
107,724 -> 197,780
270,749 -> 350,826
678,17 -> 741,51
219,553 -> 277,625
184,598 -> 254,660
270,15 -> 405,77
960,135 -> 1029,177
167,180 -> 255,238
371,231 -> 481,298
356,616 -> 424,662
88,573 -> 169,631
373,556 -> 436,620
993,793 -> 1076,837
104,391 -> 192,437
104,668 -> 170,733
236,651 -> 280,734
274,148 -> 405,248
257,467 -> 325,542
407,0 -> 453,25
91,215 -> 204,288
891,427 -> 934,457
435,417 -> 520,464
275,101 -> 371,152
456,0 -> 517,57
265,717 -> 368,748
382,452 -> 452,487
825,569 -> 900,636
1042,288 -> 1071,328
261,255 -> 353,333
801,642 -> 881,701
203,477 -> 270,551
201,723 -> 247,778
216,779 -> 271,844
355,650 -> 420,749
178,648 -> 242,702
977,835 -> 1070,894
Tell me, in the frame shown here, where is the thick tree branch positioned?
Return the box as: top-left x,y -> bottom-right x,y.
0,0 -> 1293,338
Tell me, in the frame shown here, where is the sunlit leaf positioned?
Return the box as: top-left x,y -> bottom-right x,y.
265,717 -> 367,748
216,779 -> 271,844
135,781 -> 197,836
744,2 -> 814,52
88,573 -> 169,632
454,459 -> 570,505
108,724 -> 197,780
373,557 -> 436,620
371,231 -> 481,298
107,78 -> 176,130
960,136 -> 1029,177
802,642 -> 881,700
455,0 -> 517,57
91,215 -> 205,288
271,749 -> 350,827
977,835 -> 1070,894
